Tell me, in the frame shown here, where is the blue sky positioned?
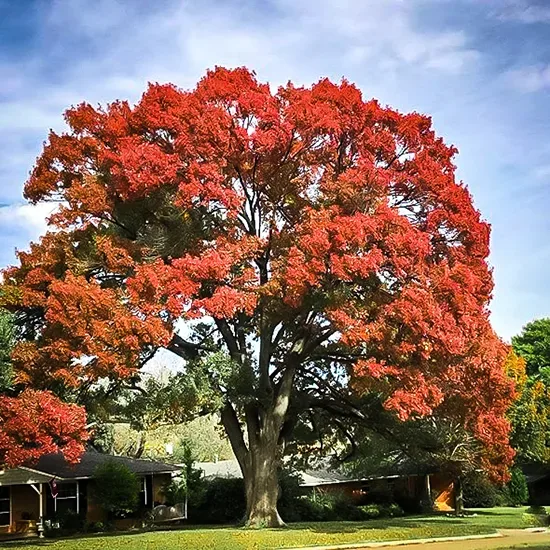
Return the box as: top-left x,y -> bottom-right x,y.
0,0 -> 549,341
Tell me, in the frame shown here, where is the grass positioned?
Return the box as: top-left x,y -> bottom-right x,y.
1,507 -> 545,550
423,506 -> 547,530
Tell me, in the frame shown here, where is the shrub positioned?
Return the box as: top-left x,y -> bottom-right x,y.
177,442 -> 205,506
162,478 -> 187,506
526,505 -> 547,515
278,470 -> 307,522
84,520 -> 105,533
92,460 -> 141,518
508,468 -> 529,506
59,509 -> 84,532
386,503 -> 405,517
523,506 -> 549,527
462,471 -> 499,508
364,486 -> 393,505
283,490 -> 365,522
188,477 -> 245,524
358,503 -> 405,519
44,510 -> 84,538
360,503 -> 381,519
393,491 -> 423,514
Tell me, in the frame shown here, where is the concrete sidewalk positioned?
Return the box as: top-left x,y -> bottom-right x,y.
288,529 -> 550,550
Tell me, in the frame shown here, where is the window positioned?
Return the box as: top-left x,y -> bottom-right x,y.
360,481 -> 372,493
0,486 -> 10,526
55,483 -> 78,515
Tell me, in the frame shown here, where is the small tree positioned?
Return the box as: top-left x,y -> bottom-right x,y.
177,442 -> 205,505
508,467 -> 529,506
93,461 -> 141,518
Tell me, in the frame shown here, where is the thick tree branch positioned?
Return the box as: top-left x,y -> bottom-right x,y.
333,418 -> 358,463
215,318 -> 241,361
221,402 -> 250,475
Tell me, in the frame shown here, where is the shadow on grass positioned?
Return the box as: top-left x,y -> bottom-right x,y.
0,513 -> 489,546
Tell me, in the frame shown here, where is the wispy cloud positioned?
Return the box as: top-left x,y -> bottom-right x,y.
506,64 -> 550,92
0,202 -> 57,268
493,0 -> 550,23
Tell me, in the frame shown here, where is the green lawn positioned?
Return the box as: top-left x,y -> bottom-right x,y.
422,506 -> 548,530
1,507 -> 545,550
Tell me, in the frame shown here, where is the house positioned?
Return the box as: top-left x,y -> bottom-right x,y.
522,464 -> 550,505
0,450 -> 180,537
196,459 -> 456,511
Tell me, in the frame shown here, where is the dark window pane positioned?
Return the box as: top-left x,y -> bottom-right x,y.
55,498 -> 77,515
0,511 -> 9,526
57,483 -> 77,498
0,486 -> 9,499
0,500 -> 9,513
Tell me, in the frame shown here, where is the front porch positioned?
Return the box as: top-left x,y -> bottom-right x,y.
0,468 -> 50,538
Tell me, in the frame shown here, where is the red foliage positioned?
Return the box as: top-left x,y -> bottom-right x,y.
0,390 -> 88,468
1,67 -> 514,479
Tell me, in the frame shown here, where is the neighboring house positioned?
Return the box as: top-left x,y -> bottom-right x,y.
0,450 -> 180,537
196,459 -> 456,511
523,464 -> 550,505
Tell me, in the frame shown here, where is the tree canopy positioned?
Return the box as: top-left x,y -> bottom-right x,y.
512,318 -> 550,376
0,67 -> 514,525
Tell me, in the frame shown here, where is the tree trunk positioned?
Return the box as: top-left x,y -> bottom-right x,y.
454,477 -> 464,516
221,394 -> 293,526
220,360 -> 297,528
244,441 -> 284,528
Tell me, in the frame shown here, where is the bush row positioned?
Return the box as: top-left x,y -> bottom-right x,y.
462,468 -> 530,508
186,473 -> 408,524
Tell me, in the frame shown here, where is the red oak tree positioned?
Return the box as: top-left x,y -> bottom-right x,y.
0,390 -> 88,468
1,67 -> 514,526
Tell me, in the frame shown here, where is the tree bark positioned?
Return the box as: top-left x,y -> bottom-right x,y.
454,477 -> 464,516
220,364 -> 296,528
222,404 -> 285,527
244,438 -> 284,528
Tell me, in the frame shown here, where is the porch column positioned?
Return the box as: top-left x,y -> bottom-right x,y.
30,484 -> 44,538
425,474 -> 432,505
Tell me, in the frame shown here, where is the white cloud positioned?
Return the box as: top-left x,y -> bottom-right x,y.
0,202 -> 56,237
506,64 -> 550,92
493,0 -> 550,23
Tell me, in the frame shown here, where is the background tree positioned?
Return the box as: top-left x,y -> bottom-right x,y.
87,370 -> 217,458
1,67 -> 514,526
0,308 -> 88,468
508,334 -> 550,463
512,318 -> 550,376
93,461 -> 141,519
507,467 -> 529,506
